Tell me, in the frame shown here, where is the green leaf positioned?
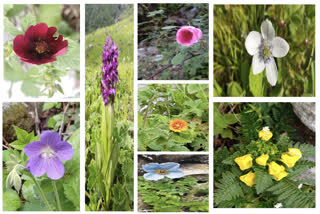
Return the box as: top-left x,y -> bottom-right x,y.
161,26 -> 176,30
249,66 -> 266,97
21,80 -> 43,97
227,81 -> 245,97
10,126 -> 34,150
20,13 -> 36,32
53,39 -> 80,71
22,180 -> 36,201
171,53 -> 185,65
254,167 -> 273,194
64,177 -> 80,211
4,56 -> 25,82
3,189 -> 22,211
4,17 -> 22,36
38,4 -> 61,26
42,102 -> 61,111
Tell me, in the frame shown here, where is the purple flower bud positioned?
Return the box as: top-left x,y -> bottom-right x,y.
101,36 -> 119,105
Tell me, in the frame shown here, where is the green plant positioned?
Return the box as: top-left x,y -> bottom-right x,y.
138,84 -> 208,151
139,176 -> 208,212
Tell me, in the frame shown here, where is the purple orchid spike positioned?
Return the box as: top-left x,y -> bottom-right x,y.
101,36 -> 119,105
24,131 -> 73,180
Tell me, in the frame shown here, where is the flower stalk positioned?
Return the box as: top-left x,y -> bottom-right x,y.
52,180 -> 62,211
29,175 -> 52,211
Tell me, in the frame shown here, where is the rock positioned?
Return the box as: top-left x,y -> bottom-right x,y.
291,103 -> 315,132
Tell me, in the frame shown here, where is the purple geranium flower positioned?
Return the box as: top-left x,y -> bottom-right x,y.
101,36 -> 119,105
24,131 -> 73,180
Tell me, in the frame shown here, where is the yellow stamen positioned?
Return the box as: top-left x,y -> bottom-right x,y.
155,169 -> 169,175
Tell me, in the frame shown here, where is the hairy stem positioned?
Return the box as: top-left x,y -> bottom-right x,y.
30,176 -> 52,211
52,180 -> 62,211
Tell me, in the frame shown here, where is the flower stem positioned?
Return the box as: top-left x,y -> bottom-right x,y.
52,180 -> 62,211
30,176 -> 52,211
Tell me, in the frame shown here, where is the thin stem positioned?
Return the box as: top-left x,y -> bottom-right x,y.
59,102 -> 70,139
52,180 -> 62,211
30,176 -> 52,211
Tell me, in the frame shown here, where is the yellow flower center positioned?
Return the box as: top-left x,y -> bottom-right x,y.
264,46 -> 269,59
35,41 -> 49,54
155,169 -> 169,175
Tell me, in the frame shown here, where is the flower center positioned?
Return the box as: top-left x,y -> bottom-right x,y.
35,41 -> 49,54
155,169 -> 169,175
264,46 -> 269,59
181,30 -> 193,43
40,146 -> 56,159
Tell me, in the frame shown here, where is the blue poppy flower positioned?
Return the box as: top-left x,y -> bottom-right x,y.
143,162 -> 184,180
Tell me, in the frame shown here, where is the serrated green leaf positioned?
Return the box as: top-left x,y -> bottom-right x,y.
64,177 -> 80,211
4,17 -> 22,36
3,190 -> 22,211
20,13 -> 36,32
254,167 -> 273,194
171,53 -> 185,65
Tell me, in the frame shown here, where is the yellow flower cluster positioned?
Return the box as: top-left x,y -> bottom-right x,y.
258,126 -> 273,141
280,148 -> 302,168
234,148 -> 302,186
268,161 -> 288,181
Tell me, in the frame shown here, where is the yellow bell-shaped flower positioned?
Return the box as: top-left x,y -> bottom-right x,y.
234,154 -> 253,170
288,148 -> 302,159
268,161 -> 285,175
273,171 -> 288,181
280,148 -> 302,168
258,126 -> 273,141
255,154 -> 269,166
240,171 -> 256,187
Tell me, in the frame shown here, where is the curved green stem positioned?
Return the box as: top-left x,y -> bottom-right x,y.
30,176 -> 52,211
52,180 -> 62,211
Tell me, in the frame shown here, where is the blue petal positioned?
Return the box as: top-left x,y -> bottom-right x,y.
166,169 -> 184,179
159,162 -> 180,170
143,163 -> 160,172
144,172 -> 164,180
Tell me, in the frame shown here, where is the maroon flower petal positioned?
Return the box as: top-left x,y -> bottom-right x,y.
20,57 -> 57,65
13,35 -> 28,58
52,39 -> 68,57
46,27 -> 57,42
25,23 -> 48,41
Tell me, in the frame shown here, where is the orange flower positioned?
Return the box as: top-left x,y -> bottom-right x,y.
169,119 -> 188,132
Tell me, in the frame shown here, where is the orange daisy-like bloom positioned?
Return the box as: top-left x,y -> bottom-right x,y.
169,119 -> 188,132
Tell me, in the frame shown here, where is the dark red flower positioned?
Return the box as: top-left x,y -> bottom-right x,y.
13,23 -> 68,65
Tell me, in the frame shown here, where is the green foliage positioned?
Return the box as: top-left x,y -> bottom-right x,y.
3,4 -> 80,98
85,4 -> 133,34
138,4 -> 208,80
85,8 -> 133,211
139,176 -> 208,212
268,178 -> 315,208
138,84 -> 208,151
214,5 -> 315,97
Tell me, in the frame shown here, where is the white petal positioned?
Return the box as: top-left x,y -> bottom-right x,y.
166,170 -> 184,179
266,58 -> 278,86
245,31 -> 262,55
261,19 -> 275,41
271,37 -> 289,58
252,54 -> 265,75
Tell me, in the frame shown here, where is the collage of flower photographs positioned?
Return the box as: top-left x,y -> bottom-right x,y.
0,0 -> 319,214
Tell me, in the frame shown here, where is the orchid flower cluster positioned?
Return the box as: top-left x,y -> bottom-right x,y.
101,36 -> 119,105
234,127 -> 302,187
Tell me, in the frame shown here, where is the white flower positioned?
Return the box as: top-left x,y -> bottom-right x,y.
245,19 -> 289,86
263,126 -> 270,131
274,203 -> 283,208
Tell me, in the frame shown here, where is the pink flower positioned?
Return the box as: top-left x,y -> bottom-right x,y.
176,26 -> 202,46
